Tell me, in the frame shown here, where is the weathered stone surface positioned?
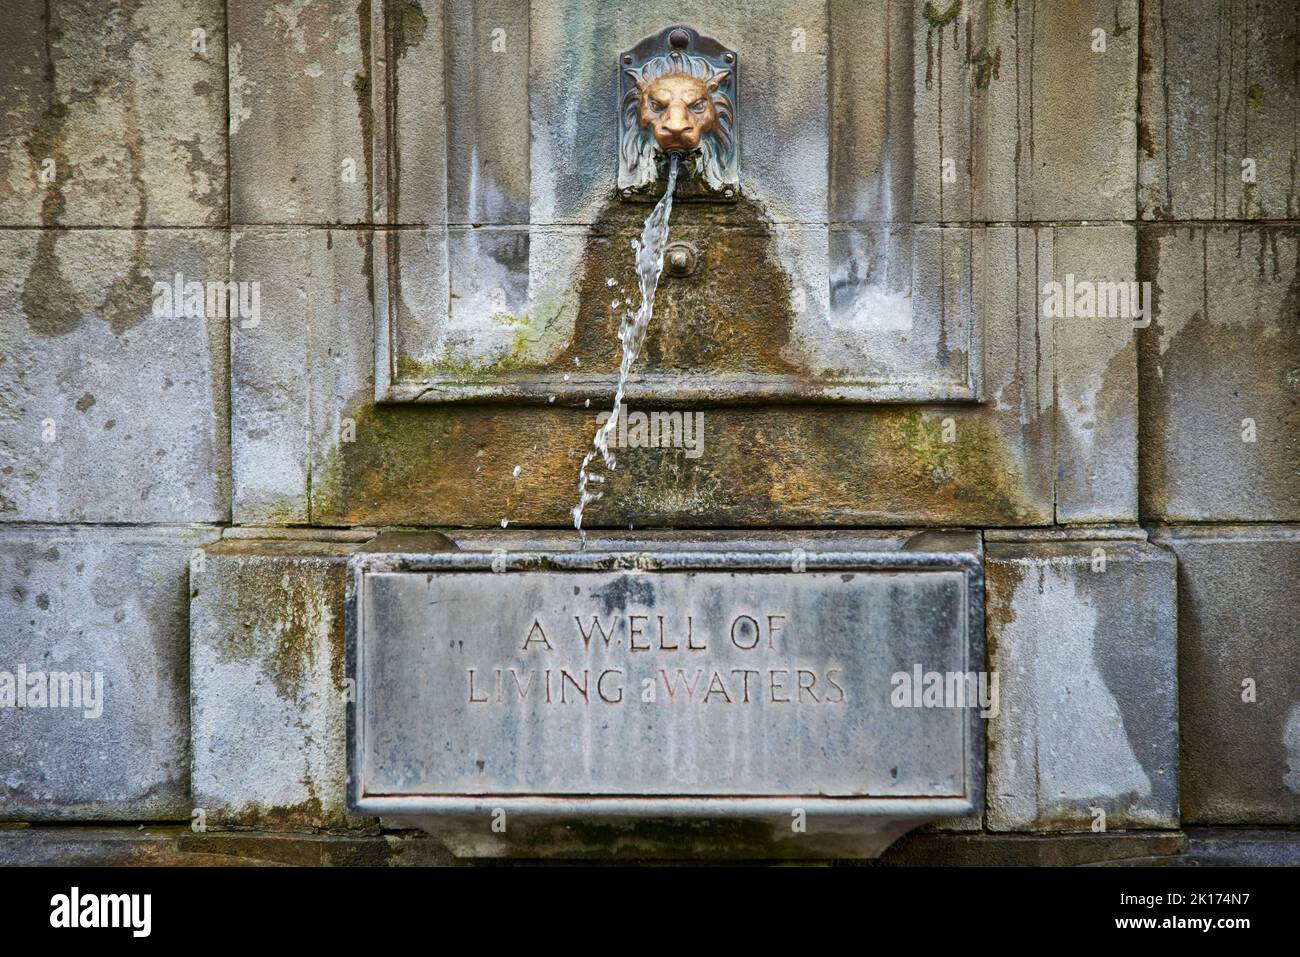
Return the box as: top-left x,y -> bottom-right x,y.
912,0 -> 973,222
191,536 -> 368,830
1139,225 -> 1300,522
1140,0 -> 1299,220
976,0 -> 1138,222
324,225 -> 1056,527
1183,829 -> 1300,867
985,535 -> 1179,831
442,0 -> 529,225
1151,525 -> 1300,825
389,219 -> 988,404
0,524 -> 218,820
6,0 -> 1290,864
914,1 -> 1138,223
312,403 -> 1054,529
12,823 -> 1300,867
0,0 -> 227,227
353,531 -> 983,858
822,225 -> 980,400
375,3 -> 1155,425
228,0 -> 369,224
1047,226 -> 1140,523
828,0 -> 912,224
0,229 -> 230,523
384,0 -> 450,226
0,826 -> 458,867
358,566 -> 972,798
230,227 -> 374,524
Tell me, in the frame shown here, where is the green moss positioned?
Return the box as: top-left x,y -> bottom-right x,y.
924,1 -> 963,27
390,0 -> 427,60
392,297 -> 570,384
209,558 -> 347,701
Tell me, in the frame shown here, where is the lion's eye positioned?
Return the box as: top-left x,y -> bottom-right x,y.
651,100 -> 668,113
689,99 -> 707,113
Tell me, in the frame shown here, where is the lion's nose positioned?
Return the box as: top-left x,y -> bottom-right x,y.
663,107 -> 692,135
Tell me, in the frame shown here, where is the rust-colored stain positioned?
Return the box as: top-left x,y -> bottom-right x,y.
311,398 -> 1045,529
562,196 -> 803,375
206,556 -> 347,702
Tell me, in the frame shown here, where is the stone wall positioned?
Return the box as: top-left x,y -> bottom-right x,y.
1,0 -> 1297,862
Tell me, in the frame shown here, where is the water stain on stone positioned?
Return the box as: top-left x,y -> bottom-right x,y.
74,393 -> 95,412
390,0 -> 427,60
100,232 -> 154,337
562,195 -> 802,376
21,8 -> 80,340
923,0 -> 963,26
21,235 -> 82,337
175,133 -> 225,223
353,0 -> 374,217
314,392 -> 1042,528
99,89 -> 152,336
212,557 -> 348,703
594,575 -> 656,616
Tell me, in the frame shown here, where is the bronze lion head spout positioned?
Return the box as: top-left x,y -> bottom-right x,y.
618,28 -> 738,201
632,66 -> 731,155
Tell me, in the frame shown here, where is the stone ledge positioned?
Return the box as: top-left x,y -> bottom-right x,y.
7,826 -> 1296,867
875,830 -> 1186,867
0,826 -> 453,867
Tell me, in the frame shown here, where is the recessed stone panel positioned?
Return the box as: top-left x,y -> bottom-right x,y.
372,0 -> 996,405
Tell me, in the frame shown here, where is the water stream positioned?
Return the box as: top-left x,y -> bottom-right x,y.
572,153 -> 681,536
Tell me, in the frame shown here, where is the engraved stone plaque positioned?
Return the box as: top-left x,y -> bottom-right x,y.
348,535 -> 983,858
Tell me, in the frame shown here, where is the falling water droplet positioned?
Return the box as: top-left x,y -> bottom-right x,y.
572,154 -> 681,537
